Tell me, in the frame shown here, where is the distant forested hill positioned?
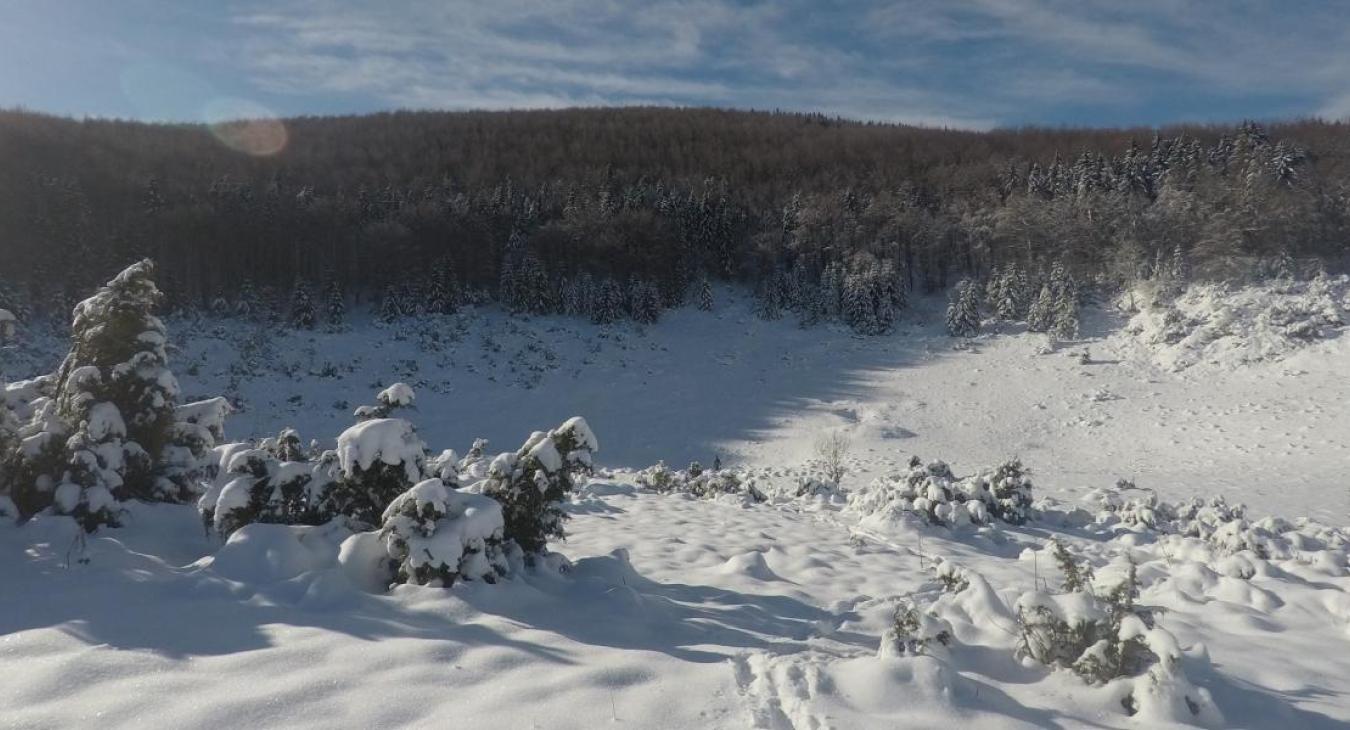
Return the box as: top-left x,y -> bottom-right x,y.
1,107 -> 1347,332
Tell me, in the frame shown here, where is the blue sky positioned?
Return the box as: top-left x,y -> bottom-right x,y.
3,1 -> 1349,129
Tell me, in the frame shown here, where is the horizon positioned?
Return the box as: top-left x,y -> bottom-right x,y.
4,102 -> 1342,135
3,2 -> 1349,131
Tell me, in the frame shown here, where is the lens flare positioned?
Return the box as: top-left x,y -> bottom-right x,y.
203,98 -> 288,156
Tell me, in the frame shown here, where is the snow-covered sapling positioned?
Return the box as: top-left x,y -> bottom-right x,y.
379,478 -> 508,587
482,417 -> 598,554
353,382 -> 416,420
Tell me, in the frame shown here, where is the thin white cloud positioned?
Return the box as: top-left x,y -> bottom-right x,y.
214,0 -> 1350,128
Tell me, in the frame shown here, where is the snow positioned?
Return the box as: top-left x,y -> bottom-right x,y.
84,401 -> 126,441
3,283 -> 1350,727
377,382 -> 415,407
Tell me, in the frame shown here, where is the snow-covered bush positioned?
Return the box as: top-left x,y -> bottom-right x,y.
1014,548 -> 1218,722
197,435 -> 339,538
880,602 -> 953,657
635,461 -> 767,503
326,416 -> 427,526
1085,480 -> 1349,578
1122,275 -> 1349,370
353,382 -> 415,420
0,261 -> 228,530
482,417 -> 597,554
846,456 -> 1032,528
378,478 -> 509,587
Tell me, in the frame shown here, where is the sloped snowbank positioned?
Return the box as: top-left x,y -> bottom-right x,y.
1121,276 -> 1349,370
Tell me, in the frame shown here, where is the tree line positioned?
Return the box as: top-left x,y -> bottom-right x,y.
1,107 -> 1347,333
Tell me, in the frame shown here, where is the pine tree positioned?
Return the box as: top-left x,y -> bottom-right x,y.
290,279 -> 317,329
424,267 -> 450,316
754,278 -> 782,320
236,279 -> 259,321
1047,262 -> 1079,340
1027,284 -> 1054,332
945,278 -> 981,337
324,274 -> 346,326
592,278 -> 625,325
1,260 -> 213,530
629,279 -> 661,324
843,272 -> 877,334
697,276 -> 714,311
517,251 -> 551,314
1051,286 -> 1080,340
991,264 -> 1029,321
378,285 -> 402,324
482,417 -> 597,554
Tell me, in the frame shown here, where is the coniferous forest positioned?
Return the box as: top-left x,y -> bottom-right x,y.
2,107 -> 1348,333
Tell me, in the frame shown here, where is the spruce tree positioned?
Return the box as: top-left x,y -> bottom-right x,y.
290,279 -> 317,329
629,279 -> 661,324
945,279 -> 981,337
323,274 -> 346,326
236,279 -> 259,321
697,277 -> 714,311
1051,286 -> 1080,340
592,278 -> 624,325
1027,284 -> 1054,332
378,285 -> 402,324
482,417 -> 597,554
0,260 -> 217,529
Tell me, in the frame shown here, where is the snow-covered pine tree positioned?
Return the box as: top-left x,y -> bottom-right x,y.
323,273 -> 345,326
1048,263 -> 1079,340
697,276 -> 714,311
517,250 -> 551,314
992,264 -> 1029,321
0,260 -> 210,529
985,267 -> 1008,315
498,229 -> 527,312
819,262 -> 845,318
945,278 -> 981,337
396,281 -> 418,317
56,260 -> 179,493
574,273 -> 596,319
560,278 -> 582,317
379,478 -> 508,587
629,279 -> 661,324
354,382 -> 415,420
378,285 -> 402,324
424,265 -> 451,315
323,398 -> 427,526
482,417 -> 597,554
289,279 -> 317,329
1027,284 -> 1054,332
843,271 -> 877,334
236,278 -> 259,321
754,278 -> 782,320
592,278 -> 625,325
1051,286 -> 1080,340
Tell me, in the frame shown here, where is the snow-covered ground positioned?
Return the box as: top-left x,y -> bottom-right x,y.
3,286 -> 1348,728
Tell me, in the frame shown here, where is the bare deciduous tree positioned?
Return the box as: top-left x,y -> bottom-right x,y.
815,430 -> 852,486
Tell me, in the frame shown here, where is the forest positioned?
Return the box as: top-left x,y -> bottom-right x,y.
1,107 -> 1347,333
